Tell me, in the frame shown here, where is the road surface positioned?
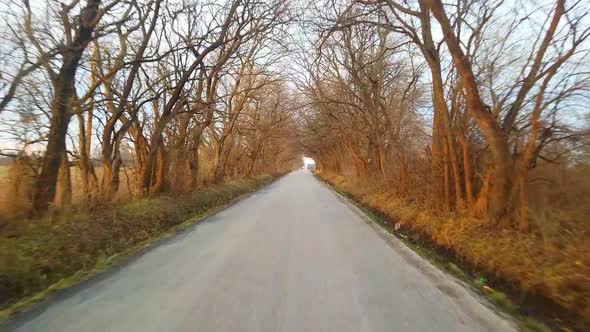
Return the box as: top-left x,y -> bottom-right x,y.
1,171 -> 516,332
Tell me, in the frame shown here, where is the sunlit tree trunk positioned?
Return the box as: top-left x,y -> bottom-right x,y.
54,151 -> 72,210
77,113 -> 98,203
32,0 -> 101,213
426,0 -> 514,220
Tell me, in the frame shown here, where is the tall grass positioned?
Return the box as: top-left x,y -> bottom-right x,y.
0,166 -> 136,220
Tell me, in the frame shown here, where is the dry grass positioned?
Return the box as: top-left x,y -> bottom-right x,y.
0,166 -> 8,177
0,166 -> 136,219
318,171 -> 590,328
0,173 -> 281,314
0,166 -> 10,210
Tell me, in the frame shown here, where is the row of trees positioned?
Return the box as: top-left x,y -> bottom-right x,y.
1,0 -> 588,226
0,0 -> 300,215
299,0 -> 590,229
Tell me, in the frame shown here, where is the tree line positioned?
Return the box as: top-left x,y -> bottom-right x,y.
298,0 -> 590,229
1,0 -> 589,226
0,0 -> 300,216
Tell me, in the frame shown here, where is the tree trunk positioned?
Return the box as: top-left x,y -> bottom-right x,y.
101,155 -> 122,199
54,151 -> 72,210
426,0 -> 514,220
213,134 -> 236,183
346,142 -> 367,179
138,122 -> 166,194
33,107 -> 71,212
151,146 -> 167,194
443,141 -> 451,211
189,147 -> 200,187
429,60 -> 464,210
247,148 -> 261,177
77,113 -> 98,203
31,0 -> 101,213
431,114 -> 444,207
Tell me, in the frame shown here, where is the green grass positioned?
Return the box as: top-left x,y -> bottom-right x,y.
0,173 -> 283,319
487,290 -> 513,311
520,318 -> 552,332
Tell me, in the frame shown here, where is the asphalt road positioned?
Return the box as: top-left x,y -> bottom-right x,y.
1,171 -> 516,332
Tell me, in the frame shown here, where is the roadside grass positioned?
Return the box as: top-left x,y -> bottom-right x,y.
316,172 -> 589,332
0,166 -> 136,219
520,318 -> 552,332
0,173 -> 282,319
0,166 -> 8,177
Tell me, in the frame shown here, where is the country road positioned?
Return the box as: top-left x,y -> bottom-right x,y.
1,171 -> 516,332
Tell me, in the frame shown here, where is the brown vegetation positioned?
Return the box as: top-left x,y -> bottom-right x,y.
0,0 -> 300,216
319,171 -> 590,329
298,0 -> 590,328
